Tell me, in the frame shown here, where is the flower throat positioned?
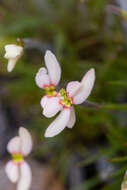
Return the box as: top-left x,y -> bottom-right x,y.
59,88 -> 72,107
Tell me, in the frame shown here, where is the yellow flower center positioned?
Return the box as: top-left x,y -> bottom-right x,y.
12,153 -> 23,164
45,85 -> 56,97
60,88 -> 72,107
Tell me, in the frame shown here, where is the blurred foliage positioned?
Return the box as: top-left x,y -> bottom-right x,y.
1,0 -> 127,189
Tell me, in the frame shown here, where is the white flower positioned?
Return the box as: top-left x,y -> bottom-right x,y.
4,44 -> 23,72
5,127 -> 32,190
35,50 -> 61,108
44,68 -> 95,137
121,171 -> 127,190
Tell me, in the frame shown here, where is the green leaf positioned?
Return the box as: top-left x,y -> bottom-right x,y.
108,81 -> 127,87
102,104 -> 127,111
110,156 -> 127,163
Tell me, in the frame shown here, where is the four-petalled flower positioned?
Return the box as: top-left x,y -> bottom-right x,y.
35,50 -> 61,111
4,44 -> 23,72
35,50 -> 95,137
43,68 -> 95,137
5,127 -> 32,190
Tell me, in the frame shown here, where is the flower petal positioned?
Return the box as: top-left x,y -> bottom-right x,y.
17,162 -> 32,190
44,50 -> 61,86
40,95 -> 49,108
67,106 -> 76,128
73,68 -> 95,104
43,97 -> 62,118
4,45 -> 23,59
66,81 -> 81,97
19,127 -> 32,156
35,67 -> 50,89
7,58 -> 18,72
7,136 -> 21,154
45,108 -> 71,137
121,171 -> 127,190
5,160 -> 19,183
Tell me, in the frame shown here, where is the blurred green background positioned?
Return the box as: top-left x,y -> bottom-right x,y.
1,0 -> 127,189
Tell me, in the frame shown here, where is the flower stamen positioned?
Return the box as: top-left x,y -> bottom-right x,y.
45,85 -> 57,97
12,153 -> 23,164
59,88 -> 72,107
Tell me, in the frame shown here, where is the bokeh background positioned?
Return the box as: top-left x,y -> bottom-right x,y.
1,0 -> 127,189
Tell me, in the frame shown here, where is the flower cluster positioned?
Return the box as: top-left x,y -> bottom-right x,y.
5,127 -> 32,190
3,42 -> 127,190
4,46 -> 95,189
35,50 -> 95,137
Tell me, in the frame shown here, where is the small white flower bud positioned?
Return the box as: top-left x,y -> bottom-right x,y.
4,44 -> 23,72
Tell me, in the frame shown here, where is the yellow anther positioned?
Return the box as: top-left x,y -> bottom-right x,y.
59,88 -> 72,107
60,88 -> 67,98
61,97 -> 72,107
12,153 -> 23,163
45,85 -> 56,96
65,97 -> 72,107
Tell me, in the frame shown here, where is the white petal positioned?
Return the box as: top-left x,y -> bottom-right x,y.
7,136 -> 21,154
66,81 -> 81,97
44,50 -> 61,86
7,58 -> 18,72
73,68 -> 95,104
121,171 -> 127,190
35,67 -> 50,89
5,160 -> 19,183
45,108 -> 70,137
19,127 -> 32,156
17,162 -> 32,190
67,106 -> 76,128
40,95 -> 49,108
43,97 -> 62,118
4,45 -> 23,59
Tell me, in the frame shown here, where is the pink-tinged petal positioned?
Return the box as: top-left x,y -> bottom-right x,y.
67,106 -> 76,128
73,68 -> 95,104
7,136 -> 21,154
19,127 -> 32,156
66,81 -> 81,97
44,108 -> 71,137
44,50 -> 61,86
35,67 -> 50,89
5,160 -> 19,183
17,162 -> 32,190
40,95 -> 49,108
43,97 -> 62,118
